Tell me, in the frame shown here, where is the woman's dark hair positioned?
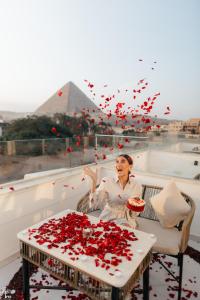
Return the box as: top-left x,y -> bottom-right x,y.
118,154 -> 133,165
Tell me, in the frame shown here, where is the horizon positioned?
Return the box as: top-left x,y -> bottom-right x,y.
0,80 -> 198,122
0,0 -> 199,121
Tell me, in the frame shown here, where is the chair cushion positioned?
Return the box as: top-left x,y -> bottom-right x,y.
150,181 -> 190,228
137,217 -> 182,255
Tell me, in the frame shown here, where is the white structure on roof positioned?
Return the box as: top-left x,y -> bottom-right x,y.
0,117 -> 5,137
133,150 -> 200,179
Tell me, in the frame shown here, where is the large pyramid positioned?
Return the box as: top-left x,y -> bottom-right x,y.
35,81 -> 99,116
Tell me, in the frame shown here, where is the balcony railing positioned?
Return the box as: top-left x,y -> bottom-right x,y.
0,134 -> 200,184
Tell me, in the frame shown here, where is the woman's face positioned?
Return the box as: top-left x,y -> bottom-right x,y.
115,156 -> 132,177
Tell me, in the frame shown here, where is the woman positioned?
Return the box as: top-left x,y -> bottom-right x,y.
83,154 -> 142,227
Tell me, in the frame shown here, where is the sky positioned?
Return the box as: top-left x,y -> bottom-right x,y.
0,0 -> 199,120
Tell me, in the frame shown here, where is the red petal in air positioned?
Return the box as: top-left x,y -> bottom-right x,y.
58,90 -> 63,97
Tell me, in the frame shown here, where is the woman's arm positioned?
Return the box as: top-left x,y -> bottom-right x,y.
83,166 -> 109,210
83,166 -> 97,193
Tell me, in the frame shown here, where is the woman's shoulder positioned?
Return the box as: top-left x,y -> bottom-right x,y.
129,175 -> 142,187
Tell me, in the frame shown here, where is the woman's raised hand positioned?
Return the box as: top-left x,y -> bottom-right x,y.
83,166 -> 97,182
83,166 -> 97,192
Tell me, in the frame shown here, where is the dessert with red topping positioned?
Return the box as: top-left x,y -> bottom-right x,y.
126,197 -> 145,212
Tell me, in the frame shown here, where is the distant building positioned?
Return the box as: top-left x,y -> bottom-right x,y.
183,118 -> 200,134
0,117 -> 7,137
167,121 -> 184,133
149,124 -> 168,132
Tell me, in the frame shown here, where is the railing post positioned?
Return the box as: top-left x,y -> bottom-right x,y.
7,140 -> 16,156
112,135 -> 115,149
83,136 -> 89,149
65,138 -> 70,168
41,139 -> 45,155
95,135 -> 98,150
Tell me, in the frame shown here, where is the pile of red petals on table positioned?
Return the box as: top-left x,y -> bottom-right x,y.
28,212 -> 138,272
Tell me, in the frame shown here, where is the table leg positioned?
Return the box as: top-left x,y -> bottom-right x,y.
143,266 -> 149,300
111,286 -> 120,300
22,258 -> 30,300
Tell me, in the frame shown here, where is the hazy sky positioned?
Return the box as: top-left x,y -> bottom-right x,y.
0,0 -> 199,120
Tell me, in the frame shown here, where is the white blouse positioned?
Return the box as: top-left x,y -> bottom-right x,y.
89,175 -> 143,227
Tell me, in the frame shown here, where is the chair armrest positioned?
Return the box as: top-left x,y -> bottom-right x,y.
179,195 -> 196,253
77,191 -> 91,214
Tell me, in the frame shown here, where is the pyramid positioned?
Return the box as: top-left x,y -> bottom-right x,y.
35,81 -> 99,116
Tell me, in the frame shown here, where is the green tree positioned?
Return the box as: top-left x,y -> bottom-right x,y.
3,115 -> 72,140
3,113 -> 115,141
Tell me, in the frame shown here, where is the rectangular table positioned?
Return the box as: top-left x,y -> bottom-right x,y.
17,209 -> 156,300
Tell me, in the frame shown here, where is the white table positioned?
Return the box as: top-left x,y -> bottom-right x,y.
17,209 -> 156,300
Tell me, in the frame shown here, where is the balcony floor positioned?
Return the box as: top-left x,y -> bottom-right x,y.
0,240 -> 199,300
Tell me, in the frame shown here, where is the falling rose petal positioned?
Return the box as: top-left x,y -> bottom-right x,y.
83,78 -> 170,137
51,127 -> 57,134
102,154 -> 107,160
64,147 -> 73,155
66,147 -> 73,153
117,143 -> 124,149
9,187 -> 15,191
124,138 -> 130,143
88,82 -> 94,89
57,90 -> 63,97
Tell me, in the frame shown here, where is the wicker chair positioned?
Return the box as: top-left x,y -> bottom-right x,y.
77,182 -> 195,300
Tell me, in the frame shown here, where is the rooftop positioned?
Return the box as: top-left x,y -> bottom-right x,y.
0,136 -> 200,299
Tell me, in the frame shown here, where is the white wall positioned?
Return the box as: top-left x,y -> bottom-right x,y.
180,143 -> 200,152
134,150 -> 200,179
132,151 -> 149,172
0,168 -> 93,266
165,142 -> 200,153
0,155 -> 200,267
